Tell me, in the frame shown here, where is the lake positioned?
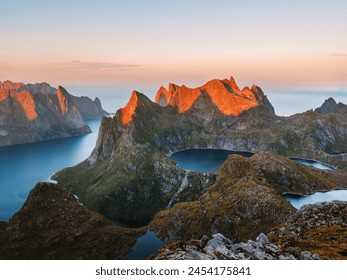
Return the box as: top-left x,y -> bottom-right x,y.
170,149 -> 254,173
0,119 -> 101,221
123,231 -> 164,260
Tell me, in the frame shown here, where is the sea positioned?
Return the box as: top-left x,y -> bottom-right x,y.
0,119 -> 101,221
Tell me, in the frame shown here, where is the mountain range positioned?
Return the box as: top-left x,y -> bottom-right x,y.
1,75 -> 347,259
0,81 -> 108,146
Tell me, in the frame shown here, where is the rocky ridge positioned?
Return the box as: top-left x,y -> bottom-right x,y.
0,182 -> 145,260
155,77 -> 275,115
53,76 -> 347,226
0,81 -> 107,146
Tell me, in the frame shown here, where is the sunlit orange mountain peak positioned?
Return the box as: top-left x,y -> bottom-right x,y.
0,80 -> 25,91
155,76 -> 268,115
120,90 -> 140,125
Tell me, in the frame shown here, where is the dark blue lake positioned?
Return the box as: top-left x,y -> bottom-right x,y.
0,119 -> 101,221
123,231 -> 164,260
170,149 -> 253,173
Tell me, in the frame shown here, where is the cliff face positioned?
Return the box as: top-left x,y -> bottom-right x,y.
0,81 -> 107,146
0,182 -> 145,260
53,76 -> 347,226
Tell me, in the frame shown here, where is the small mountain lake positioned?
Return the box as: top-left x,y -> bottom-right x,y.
170,149 -> 254,173
122,230 -> 164,260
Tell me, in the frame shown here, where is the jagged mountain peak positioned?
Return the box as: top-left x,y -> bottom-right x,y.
0,80 -> 25,90
315,97 -> 340,115
119,90 -> 153,125
154,76 -> 273,115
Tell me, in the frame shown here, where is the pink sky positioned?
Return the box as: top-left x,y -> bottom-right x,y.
1,0 -> 347,91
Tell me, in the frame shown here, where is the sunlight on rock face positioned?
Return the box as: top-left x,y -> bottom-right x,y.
57,86 -> 69,115
155,76 -> 263,115
11,90 -> 38,121
120,90 -> 139,125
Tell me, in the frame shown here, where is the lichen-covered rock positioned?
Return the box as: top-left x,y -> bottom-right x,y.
152,232 -> 318,260
268,201 -> 347,259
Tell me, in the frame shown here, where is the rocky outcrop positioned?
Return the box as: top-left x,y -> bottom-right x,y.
153,201 -> 347,260
315,97 -> 347,117
0,81 -> 107,146
268,201 -> 347,259
149,152 -> 347,243
53,76 -> 347,227
0,182 -> 146,260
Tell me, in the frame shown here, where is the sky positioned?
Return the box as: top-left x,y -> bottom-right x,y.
1,0 -> 347,114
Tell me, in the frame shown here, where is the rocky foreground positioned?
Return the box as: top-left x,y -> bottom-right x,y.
1,158 -> 347,259
153,201 -> 347,260
0,183 -> 145,260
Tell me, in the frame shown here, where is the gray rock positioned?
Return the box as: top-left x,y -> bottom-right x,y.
256,233 -> 269,245
300,251 -> 313,260
200,235 -> 210,247
186,250 -> 213,260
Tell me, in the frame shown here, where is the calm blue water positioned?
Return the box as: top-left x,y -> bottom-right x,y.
170,149 -> 253,173
0,119 -> 101,221
290,158 -> 334,170
286,190 -> 347,209
123,231 -> 164,260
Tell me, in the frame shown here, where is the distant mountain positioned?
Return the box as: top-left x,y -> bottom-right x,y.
314,97 -> 347,116
71,96 -> 108,120
0,81 -> 108,146
53,76 -> 347,226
